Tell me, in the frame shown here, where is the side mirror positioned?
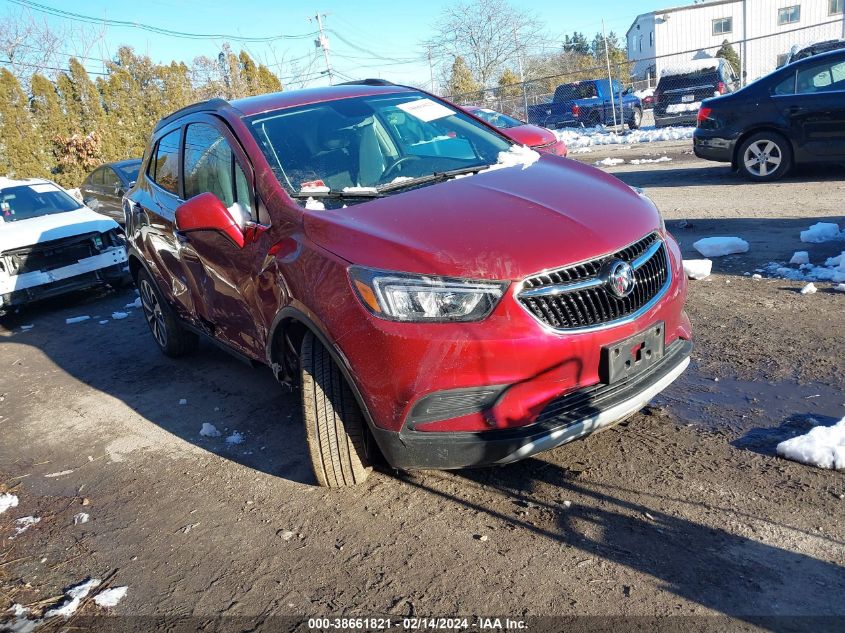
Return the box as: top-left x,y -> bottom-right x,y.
175,192 -> 244,248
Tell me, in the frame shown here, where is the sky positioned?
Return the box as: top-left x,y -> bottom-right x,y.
2,0 -> 676,87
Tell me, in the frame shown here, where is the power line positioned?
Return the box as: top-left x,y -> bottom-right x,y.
0,57 -> 109,75
5,0 -> 320,42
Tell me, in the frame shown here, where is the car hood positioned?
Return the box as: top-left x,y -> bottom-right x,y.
0,207 -> 118,253
504,124 -> 558,148
304,157 -> 661,280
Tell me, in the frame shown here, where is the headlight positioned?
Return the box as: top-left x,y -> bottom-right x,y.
349,266 -> 507,322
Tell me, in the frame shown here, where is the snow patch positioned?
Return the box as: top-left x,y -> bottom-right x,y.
11,516 -> 40,538
304,197 -> 325,211
777,417 -> 845,470
693,237 -> 749,257
199,423 -> 221,438
65,316 -> 90,324
111,311 -> 129,320
683,259 -> 712,280
20,324 -> 34,331
225,431 -> 245,445
594,157 -> 625,167
73,512 -> 90,525
555,125 -> 694,148
800,282 -> 818,295
125,298 -> 142,309
44,578 -> 101,618
789,251 -> 810,265
179,398 -> 187,405
800,222 -> 845,243
93,586 -> 128,608
489,145 -> 541,171
341,186 -> 379,194
630,156 -> 672,165
666,102 -> 702,114
835,283 -> 845,292
44,470 -> 73,478
0,494 -> 19,514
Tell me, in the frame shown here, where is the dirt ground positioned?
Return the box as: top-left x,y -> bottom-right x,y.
1,146 -> 844,631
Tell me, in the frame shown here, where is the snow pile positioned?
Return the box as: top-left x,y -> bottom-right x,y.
44,578 -> 102,618
660,58 -> 721,77
0,493 -> 19,514
199,423 -> 221,438
555,125 -> 695,148
594,157 -> 625,167
800,222 -> 845,243
836,283 -> 845,292
225,431 -> 245,445
789,251 -> 809,265
764,250 -> 845,284
66,187 -> 84,204
800,282 -> 817,295
490,145 -> 541,171
341,186 -> 379,194
20,324 -> 34,331
630,156 -> 672,165
179,398 -> 187,405
304,197 -> 325,211
65,316 -> 90,324
73,512 -> 90,525
683,259 -> 712,280
93,586 -> 128,608
666,102 -> 701,114
125,298 -> 142,309
777,417 -> 845,470
693,237 -> 749,257
111,311 -> 129,320
569,147 -> 594,154
634,88 -> 654,99
12,516 -> 40,538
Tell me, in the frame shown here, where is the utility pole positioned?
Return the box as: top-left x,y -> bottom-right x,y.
602,19 -> 618,129
427,46 -> 435,93
513,26 -> 529,120
310,11 -> 333,85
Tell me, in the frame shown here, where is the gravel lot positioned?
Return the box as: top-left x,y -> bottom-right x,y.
1,145 -> 844,630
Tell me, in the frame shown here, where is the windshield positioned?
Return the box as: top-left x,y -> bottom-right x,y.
115,161 -> 141,183
246,91 -> 513,196
471,108 -> 523,129
0,183 -> 82,223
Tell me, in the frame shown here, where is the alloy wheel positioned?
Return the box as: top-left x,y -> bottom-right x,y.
743,139 -> 782,178
139,278 -> 167,349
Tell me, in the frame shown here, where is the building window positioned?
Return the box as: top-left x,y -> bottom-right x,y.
831,0 -> 844,14
712,17 -> 733,35
639,36 -> 643,52
649,31 -> 654,47
778,5 -> 801,25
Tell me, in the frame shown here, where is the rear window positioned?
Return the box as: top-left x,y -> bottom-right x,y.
115,161 -> 141,184
0,183 -> 82,222
657,69 -> 720,90
554,83 -> 597,101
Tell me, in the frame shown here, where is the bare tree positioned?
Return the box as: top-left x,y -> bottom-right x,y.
426,0 -> 544,88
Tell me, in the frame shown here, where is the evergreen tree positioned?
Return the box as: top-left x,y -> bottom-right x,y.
716,40 -> 741,76
0,69 -> 44,178
448,56 -> 481,97
497,68 -> 521,98
563,32 -> 590,55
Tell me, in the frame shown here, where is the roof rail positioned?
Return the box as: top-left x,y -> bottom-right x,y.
153,97 -> 231,132
337,78 -> 395,86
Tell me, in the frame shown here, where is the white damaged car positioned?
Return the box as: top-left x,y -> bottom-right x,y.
0,177 -> 129,314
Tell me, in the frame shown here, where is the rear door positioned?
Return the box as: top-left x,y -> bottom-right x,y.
97,166 -> 125,223
175,116 -> 269,359
777,56 -> 845,158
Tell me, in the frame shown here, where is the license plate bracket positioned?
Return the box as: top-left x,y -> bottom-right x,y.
682,94 -> 695,102
600,322 -> 665,385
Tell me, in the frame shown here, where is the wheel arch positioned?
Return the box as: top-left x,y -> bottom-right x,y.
731,126 -> 794,170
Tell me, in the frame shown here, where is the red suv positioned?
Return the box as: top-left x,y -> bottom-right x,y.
125,81 -> 692,487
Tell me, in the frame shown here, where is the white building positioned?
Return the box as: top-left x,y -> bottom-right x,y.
627,0 -> 845,84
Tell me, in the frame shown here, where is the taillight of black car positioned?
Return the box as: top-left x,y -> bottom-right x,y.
696,106 -> 713,128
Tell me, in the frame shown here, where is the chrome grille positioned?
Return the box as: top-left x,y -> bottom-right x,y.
517,233 -> 670,331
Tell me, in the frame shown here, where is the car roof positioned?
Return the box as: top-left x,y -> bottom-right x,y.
111,158 -> 142,167
0,176 -> 51,190
154,83 -> 417,132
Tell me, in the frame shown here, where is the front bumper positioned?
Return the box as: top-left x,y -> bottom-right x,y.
371,338 -> 692,469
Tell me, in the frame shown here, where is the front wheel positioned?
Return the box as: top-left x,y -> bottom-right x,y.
628,107 -> 643,130
737,132 -> 792,181
300,331 -> 372,487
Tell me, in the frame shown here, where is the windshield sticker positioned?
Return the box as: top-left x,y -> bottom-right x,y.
396,98 -> 454,122
30,183 -> 59,194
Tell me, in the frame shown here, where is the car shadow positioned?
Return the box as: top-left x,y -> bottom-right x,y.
1,286 -> 316,485
398,460 -> 845,625
614,162 -> 845,189
732,413 -> 841,458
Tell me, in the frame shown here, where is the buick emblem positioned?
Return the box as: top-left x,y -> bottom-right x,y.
606,259 -> 635,298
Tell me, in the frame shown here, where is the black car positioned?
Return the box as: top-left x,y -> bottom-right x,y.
653,59 -> 740,128
694,49 -> 845,181
783,39 -> 845,66
80,159 -> 141,223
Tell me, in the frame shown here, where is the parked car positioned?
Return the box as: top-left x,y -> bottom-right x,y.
694,49 -> 845,181
782,39 -> 845,66
126,82 -> 692,487
653,58 -> 740,128
463,106 -> 568,156
634,88 -> 655,110
0,177 -> 129,314
527,79 -> 643,130
80,159 -> 142,224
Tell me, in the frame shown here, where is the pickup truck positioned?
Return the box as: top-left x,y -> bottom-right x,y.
527,79 -> 643,130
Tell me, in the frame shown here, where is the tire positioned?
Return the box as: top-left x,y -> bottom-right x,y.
136,269 -> 198,358
628,107 -> 643,130
737,131 -> 792,182
300,331 -> 372,487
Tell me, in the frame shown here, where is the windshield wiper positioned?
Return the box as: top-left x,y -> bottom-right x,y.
376,164 -> 492,193
291,189 -> 383,200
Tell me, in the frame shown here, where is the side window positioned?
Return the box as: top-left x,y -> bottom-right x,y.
796,62 -> 835,93
829,60 -> 845,86
104,167 -> 121,189
773,73 -> 795,95
149,129 -> 181,195
183,122 -> 253,222
91,167 -> 105,185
